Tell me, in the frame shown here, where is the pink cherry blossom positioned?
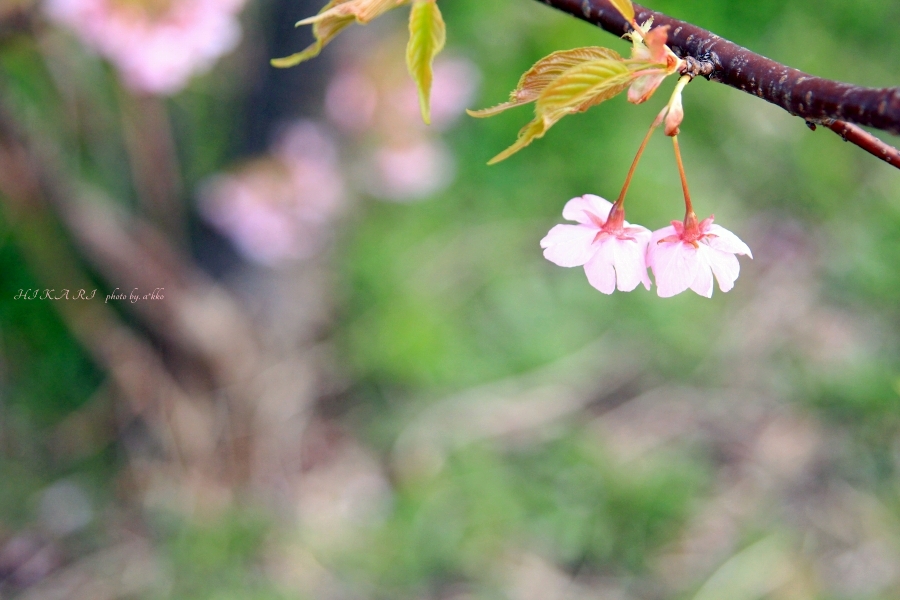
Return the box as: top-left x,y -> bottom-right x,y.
540,194 -> 652,294
647,214 -> 752,298
45,0 -> 247,96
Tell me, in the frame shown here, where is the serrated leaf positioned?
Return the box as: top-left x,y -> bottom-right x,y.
467,102 -> 520,118
467,47 -> 622,117
511,47 -> 622,104
272,0 -> 407,68
573,77 -> 632,111
608,0 -> 635,23
536,58 -> 632,115
270,16 -> 353,67
484,57 -> 637,163
407,0 -> 446,124
487,117 -> 551,165
299,0 -> 405,25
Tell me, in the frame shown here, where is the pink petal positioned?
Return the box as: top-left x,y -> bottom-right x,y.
706,224 -> 752,257
540,224 -> 597,267
649,239 -> 700,298
643,26 -> 670,63
583,247 -> 617,294
622,224 -> 652,246
688,253 -> 714,297
705,247 -> 741,293
649,224 -> 677,247
562,194 -> 612,224
627,72 -> 666,104
611,237 -> 651,291
664,94 -> 683,136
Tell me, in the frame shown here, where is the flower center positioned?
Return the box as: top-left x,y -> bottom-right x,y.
590,203 -> 627,234
588,206 -> 640,244
680,211 -> 704,244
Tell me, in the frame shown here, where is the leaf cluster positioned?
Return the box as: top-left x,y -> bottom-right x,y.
272,0 -> 446,124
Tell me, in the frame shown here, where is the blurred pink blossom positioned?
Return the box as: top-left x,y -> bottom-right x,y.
324,48 -> 479,203
370,139 -> 454,201
541,194 -> 652,294
647,214 -> 752,297
200,121 -> 345,265
326,55 -> 480,135
325,69 -> 379,134
45,0 -> 247,95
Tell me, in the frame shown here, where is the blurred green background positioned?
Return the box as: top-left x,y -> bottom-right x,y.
1,0 -> 900,598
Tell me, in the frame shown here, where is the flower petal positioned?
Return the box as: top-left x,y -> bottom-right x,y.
622,223 -> 652,245
689,250 -> 714,297
649,239 -> 699,298
706,224 -> 752,257
611,237 -> 650,291
540,223 -> 597,267
583,242 -> 617,294
650,224 -> 677,246
562,194 -> 612,224
627,72 -> 666,104
705,247 -> 741,293
643,25 -> 670,64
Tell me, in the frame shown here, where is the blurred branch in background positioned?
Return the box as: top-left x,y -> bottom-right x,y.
0,84 -> 334,594
116,92 -> 186,244
0,3 -> 32,41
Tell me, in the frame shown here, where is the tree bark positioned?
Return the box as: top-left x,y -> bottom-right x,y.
537,0 -> 900,168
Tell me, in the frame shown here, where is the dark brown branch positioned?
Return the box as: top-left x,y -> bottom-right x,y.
821,119 -> 900,168
537,0 -> 900,168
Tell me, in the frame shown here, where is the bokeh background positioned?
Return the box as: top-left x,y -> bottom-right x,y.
1,0 -> 900,598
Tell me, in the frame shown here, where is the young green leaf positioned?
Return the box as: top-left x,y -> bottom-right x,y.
467,47 -> 622,118
484,57 -> 636,164
487,116 -> 552,165
407,0 -> 446,124
270,17 -> 353,67
271,0 -> 408,68
535,58 -> 632,116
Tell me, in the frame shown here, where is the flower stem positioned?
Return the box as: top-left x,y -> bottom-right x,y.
615,111 -> 664,208
671,134 -> 694,218
668,75 -> 691,112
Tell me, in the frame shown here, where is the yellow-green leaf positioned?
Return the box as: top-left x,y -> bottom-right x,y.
407,0 -> 446,124
608,0 -> 635,23
484,57 -> 636,163
536,58 -> 632,115
467,47 -> 622,118
272,0 -> 406,68
299,0 -> 405,25
467,103 -> 520,119
512,47 -> 622,104
270,17 -> 353,67
487,116 -> 551,165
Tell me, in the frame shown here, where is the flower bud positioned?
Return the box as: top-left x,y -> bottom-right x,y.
664,90 -> 684,136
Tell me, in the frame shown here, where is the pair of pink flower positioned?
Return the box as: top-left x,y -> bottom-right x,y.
540,194 -> 752,297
